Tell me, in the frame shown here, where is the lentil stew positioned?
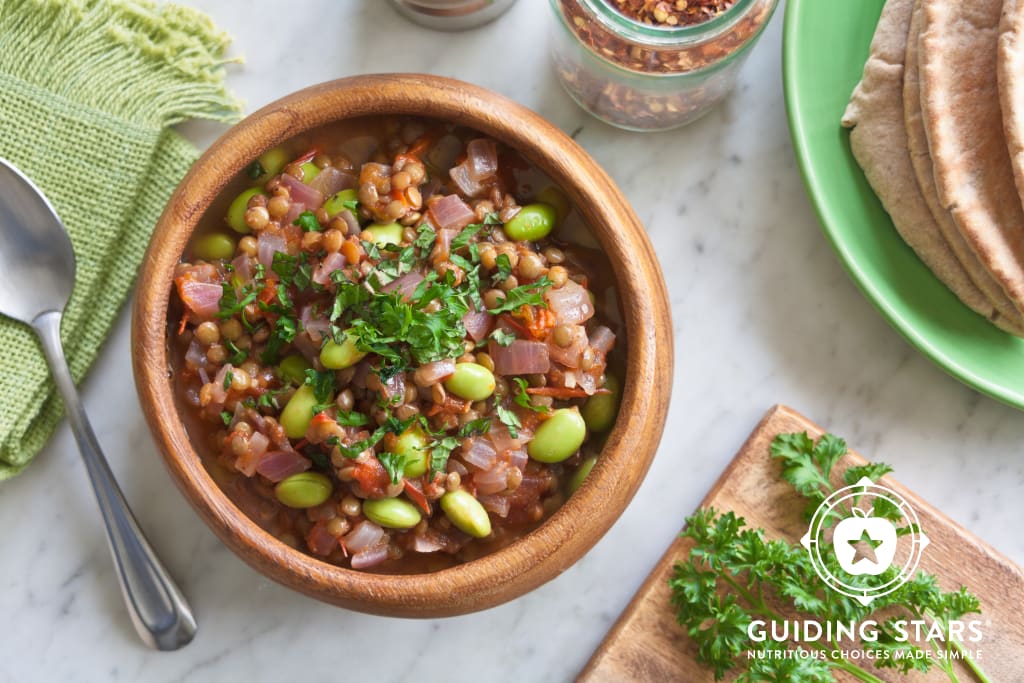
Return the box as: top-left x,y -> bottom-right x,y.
170,117 -> 623,573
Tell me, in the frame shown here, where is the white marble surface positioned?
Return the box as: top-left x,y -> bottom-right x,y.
2,1 -> 1023,681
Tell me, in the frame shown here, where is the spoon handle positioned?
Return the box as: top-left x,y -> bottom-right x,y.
32,311 -> 197,651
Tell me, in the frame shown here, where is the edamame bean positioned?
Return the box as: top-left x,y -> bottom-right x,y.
504,203 -> 557,241
363,222 -> 403,246
278,354 -> 312,385
568,456 -> 597,494
320,330 -> 367,370
581,374 -> 620,433
389,426 -> 429,478
280,384 -> 321,439
300,161 -> 321,183
444,362 -> 496,401
226,187 -> 266,234
275,472 -> 333,509
362,498 -> 422,529
536,186 -> 570,222
440,490 -> 491,538
527,408 -> 586,463
323,188 -> 359,217
254,147 -> 289,180
193,232 -> 236,261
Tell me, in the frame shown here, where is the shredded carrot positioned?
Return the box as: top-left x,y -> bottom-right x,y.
293,147 -> 319,165
292,438 -> 309,450
498,314 -> 531,339
425,395 -> 470,416
403,479 -> 431,516
403,126 -> 444,160
523,307 -> 556,339
526,386 -> 611,398
177,311 -> 189,335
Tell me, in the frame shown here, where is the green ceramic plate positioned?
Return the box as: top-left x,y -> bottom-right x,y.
783,0 -> 1024,409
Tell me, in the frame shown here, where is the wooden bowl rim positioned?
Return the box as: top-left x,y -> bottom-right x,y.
132,74 -> 673,617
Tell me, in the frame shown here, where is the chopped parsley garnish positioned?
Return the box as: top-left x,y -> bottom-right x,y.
216,281 -> 258,319
492,253 -> 513,284
429,436 -> 460,474
225,338 -> 247,366
512,377 -> 549,413
450,223 -> 484,252
220,410 -> 233,426
489,328 -> 516,347
457,418 -> 492,438
328,415 -> 412,460
486,276 -> 553,315
272,252 -> 313,291
336,411 -> 370,427
293,210 -> 320,233
495,404 -> 521,439
341,198 -> 360,213
414,224 -> 436,251
378,451 -> 408,485
304,368 -> 335,414
222,369 -> 234,392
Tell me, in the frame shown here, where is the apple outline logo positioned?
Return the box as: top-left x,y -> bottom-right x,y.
800,477 -> 930,606
831,506 -> 897,576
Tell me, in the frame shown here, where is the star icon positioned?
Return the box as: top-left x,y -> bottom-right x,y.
848,528 -> 884,564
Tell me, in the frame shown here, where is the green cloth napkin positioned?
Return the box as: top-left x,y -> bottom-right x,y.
0,0 -> 241,479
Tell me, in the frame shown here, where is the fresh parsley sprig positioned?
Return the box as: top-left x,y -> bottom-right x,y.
670,432 -> 989,683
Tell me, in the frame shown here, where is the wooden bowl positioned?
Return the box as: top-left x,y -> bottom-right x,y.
132,74 -> 673,617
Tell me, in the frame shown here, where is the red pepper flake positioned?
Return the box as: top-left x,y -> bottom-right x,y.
611,0 -> 736,27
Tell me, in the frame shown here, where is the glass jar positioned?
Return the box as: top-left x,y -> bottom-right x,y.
549,0 -> 778,132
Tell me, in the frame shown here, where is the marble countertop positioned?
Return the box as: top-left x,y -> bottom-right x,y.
3,1 -> 1023,681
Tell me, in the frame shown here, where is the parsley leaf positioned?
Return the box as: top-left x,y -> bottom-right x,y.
489,328 -> 516,347
486,276 -> 553,315
304,368 -> 335,406
293,210 -> 320,232
414,224 -> 436,252
216,281 -> 258,319
220,410 -> 233,426
378,451 -> 408,485
246,161 -> 265,180
495,405 -> 521,439
336,411 -> 370,427
450,223 -> 484,252
457,418 -> 492,438
272,252 -> 313,291
429,436 -> 460,474
512,378 -> 549,413
225,338 -> 247,366
342,198 -> 360,213
222,369 -> 234,391
492,253 -> 513,284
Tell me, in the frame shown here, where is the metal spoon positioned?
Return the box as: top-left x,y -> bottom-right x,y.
0,158 -> 196,650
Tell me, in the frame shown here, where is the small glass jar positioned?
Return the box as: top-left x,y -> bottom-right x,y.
549,0 -> 778,132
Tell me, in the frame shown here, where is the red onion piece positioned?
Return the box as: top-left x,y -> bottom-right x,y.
185,339 -> 206,369
466,139 -> 498,181
343,521 -> 384,552
547,325 -> 588,368
474,463 -> 509,495
178,280 -> 222,318
257,232 -> 288,269
231,254 -> 252,282
309,167 -> 356,196
209,364 -> 232,404
544,280 -> 595,325
489,339 -> 550,376
413,359 -> 456,387
279,173 -> 324,211
236,430 -> 268,477
382,270 -> 425,300
255,449 -> 311,482
338,209 -> 360,235
338,135 -> 378,166
508,449 -> 528,471
462,307 -> 493,342
300,304 -> 330,344
312,251 -> 346,287
420,177 -> 441,202
446,459 -> 468,477
197,367 -> 210,385
426,134 -> 463,171
450,160 -> 488,197
488,425 -> 521,454
577,368 -> 601,396
351,544 -> 389,569
306,521 -> 337,557
461,437 -> 497,470
589,325 -> 616,354
428,194 -> 476,231
292,330 -> 321,366
477,493 -> 511,518
411,533 -> 445,553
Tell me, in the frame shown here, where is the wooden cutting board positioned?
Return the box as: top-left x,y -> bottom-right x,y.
579,405 -> 1024,682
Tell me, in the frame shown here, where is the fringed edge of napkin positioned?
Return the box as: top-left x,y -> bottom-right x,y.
0,0 -> 243,127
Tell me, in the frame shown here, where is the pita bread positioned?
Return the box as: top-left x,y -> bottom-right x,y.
999,0 -> 1024,210
919,0 -> 1024,317
904,0 -> 1024,333
842,0 -> 1024,334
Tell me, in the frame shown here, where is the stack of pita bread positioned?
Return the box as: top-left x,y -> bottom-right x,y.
842,0 -> 1024,335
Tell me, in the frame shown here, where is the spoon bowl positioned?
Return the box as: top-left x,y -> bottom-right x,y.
0,161 -> 74,323
0,157 -> 197,650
